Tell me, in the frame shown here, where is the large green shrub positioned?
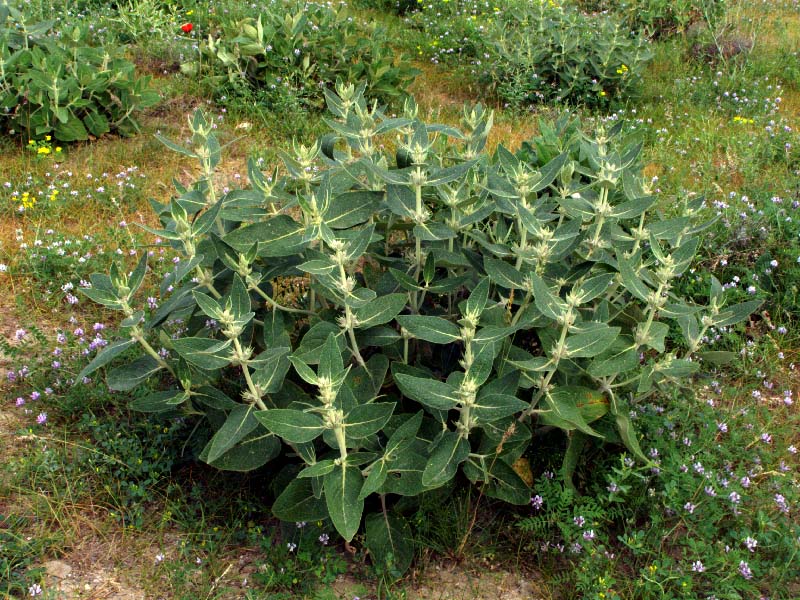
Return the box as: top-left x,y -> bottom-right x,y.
408,0 -> 652,108
79,83 -> 757,572
184,0 -> 419,110
0,4 -> 159,142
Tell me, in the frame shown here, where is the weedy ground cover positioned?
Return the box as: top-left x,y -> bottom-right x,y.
0,0 -> 798,599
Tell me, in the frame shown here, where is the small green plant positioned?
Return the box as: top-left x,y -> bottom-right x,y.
518,378 -> 800,598
78,83 -> 758,575
0,4 -> 159,142
184,0 -> 418,111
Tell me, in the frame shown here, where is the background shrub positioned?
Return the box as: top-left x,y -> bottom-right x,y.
575,0 -> 727,39
0,4 -> 159,142
407,0 -> 652,108
184,0 -> 419,111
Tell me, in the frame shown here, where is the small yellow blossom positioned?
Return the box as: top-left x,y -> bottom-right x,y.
37,146 -> 51,155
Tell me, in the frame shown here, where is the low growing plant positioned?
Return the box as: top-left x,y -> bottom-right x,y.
78,83 -> 758,573
0,4 -> 159,142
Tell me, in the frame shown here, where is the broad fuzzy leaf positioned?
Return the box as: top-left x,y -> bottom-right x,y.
324,465 -> 364,541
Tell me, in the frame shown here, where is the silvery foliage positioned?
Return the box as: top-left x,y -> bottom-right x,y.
79,82 -> 758,572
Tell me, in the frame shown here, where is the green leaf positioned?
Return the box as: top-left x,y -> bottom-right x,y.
193,291 -> 223,320
530,274 -> 567,321
697,351 -> 738,366
298,258 -> 337,276
356,326 -> 401,347
194,386 -> 239,410
324,465 -> 364,541
204,431 -> 280,472
263,310 -> 291,348
344,225 -> 376,262
539,387 -> 606,437
385,411 -> 424,456
272,478 -> 329,522
610,196 -> 656,219
355,293 -> 407,328
463,276 -> 491,318
365,512 -> 414,577
483,459 -> 531,505
574,273 -> 615,304
171,337 -> 232,369
79,286 -> 123,310
54,115 -> 88,142
155,133 -> 198,158
562,431 -> 588,492
77,337 -> 136,380
657,358 -> 699,378
427,158 -> 479,186
615,412 -> 647,463
319,332 -> 345,381
484,258 -> 525,289
644,322 -> 669,353
129,389 -> 186,412
422,431 -> 469,487
618,254 -> 651,302
394,374 -> 459,411
588,347 -> 638,377
359,459 -> 388,500
255,409 -> 325,443
530,152 -> 567,192
128,252 -> 149,296
395,315 -> 461,344
229,274 -> 251,319
325,191 -> 382,229
711,300 -> 762,327
345,403 -> 396,439
413,221 -> 456,241
381,452 -> 431,496
298,459 -> 337,479
107,355 -> 162,391
207,404 -> 258,463
564,324 -> 620,358
224,215 -> 307,257
384,184 -> 416,219
83,110 -> 109,137
295,321 -> 344,364
251,346 -> 291,393
472,393 -> 528,423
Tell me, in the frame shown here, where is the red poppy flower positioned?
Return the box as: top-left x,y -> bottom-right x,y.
181,23 -> 193,33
